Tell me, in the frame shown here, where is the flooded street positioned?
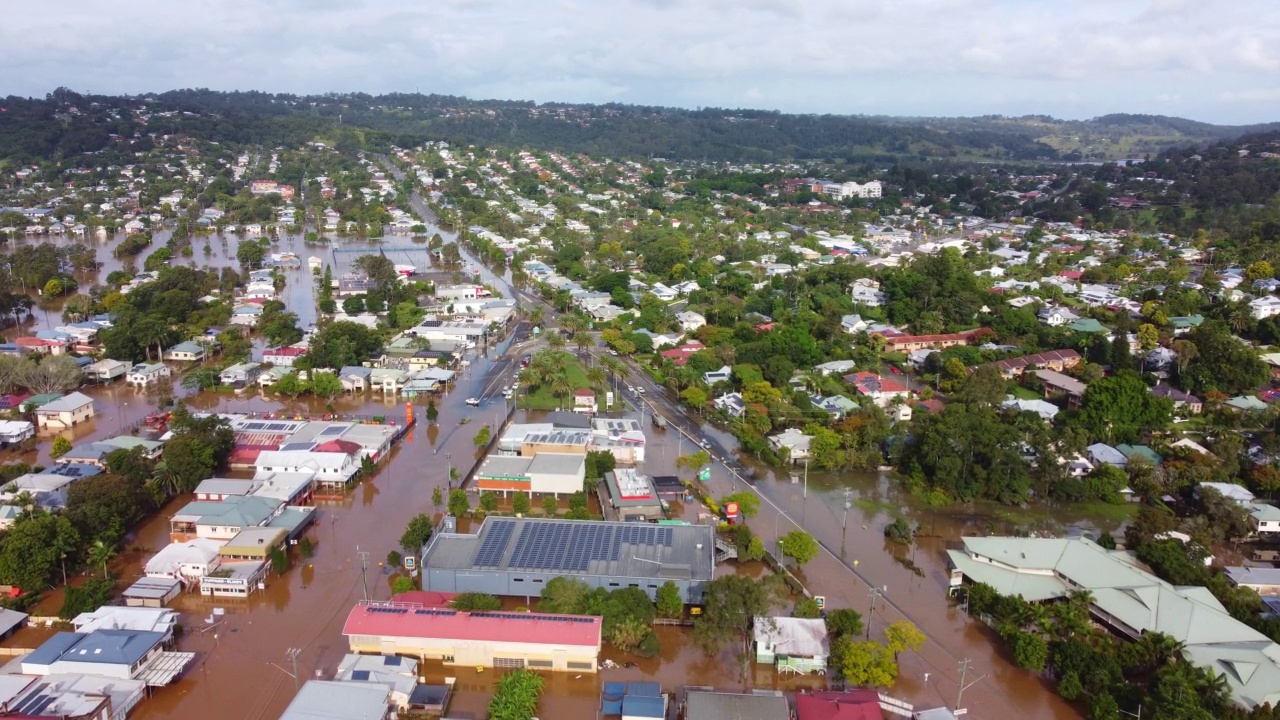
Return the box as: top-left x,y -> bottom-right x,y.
0,210 -> 1096,719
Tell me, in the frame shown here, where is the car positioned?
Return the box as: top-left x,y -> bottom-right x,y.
465,397 -> 481,406
626,386 -> 636,394
889,366 -> 901,375
636,386 -> 645,394
608,348 -> 618,356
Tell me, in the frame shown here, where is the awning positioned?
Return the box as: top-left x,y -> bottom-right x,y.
138,651 -> 196,686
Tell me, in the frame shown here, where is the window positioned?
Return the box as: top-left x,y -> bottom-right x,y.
514,578 -> 524,583
527,659 -> 552,668
608,582 -> 619,588
494,657 -> 525,668
567,661 -> 593,670
442,655 -> 454,663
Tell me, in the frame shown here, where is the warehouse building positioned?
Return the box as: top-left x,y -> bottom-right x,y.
343,602 -> 602,672
600,469 -> 664,521
420,517 -> 715,602
472,452 -> 585,497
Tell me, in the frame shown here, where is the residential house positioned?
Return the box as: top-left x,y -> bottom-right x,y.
255,449 -> 361,487
1037,306 -> 1079,326
230,305 -> 263,327
704,366 -> 732,385
1225,566 -> 1280,596
1199,482 -> 1257,506
754,616 -> 828,674
21,629 -> 191,685
164,341 -> 205,362
986,349 -> 1082,378
1152,385 -> 1203,414
84,358 -> 130,383
796,690 -> 888,720
1087,443 -> 1128,467
338,366 -> 372,392
1246,504 -> 1280,538
841,314 -> 869,334
127,362 -> 172,386
1169,315 -> 1205,335
33,392 -> 94,431
845,372 -> 910,408
169,495 -> 283,542
768,428 -> 812,465
659,342 -> 706,366
850,285 -> 886,307
335,654 -> 419,711
881,330 -> 979,352
0,420 -> 33,446
676,311 -> 706,333
685,691 -> 790,720
813,359 -> 857,376
369,368 -> 408,394
278,681 -> 391,720
264,345 -> 307,366
1002,397 -> 1060,422
714,392 -> 747,418
145,539 -> 223,586
1034,369 -> 1086,408
1251,296 -> 1280,320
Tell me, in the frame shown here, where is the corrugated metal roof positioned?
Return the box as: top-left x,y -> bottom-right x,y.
342,604 -> 601,648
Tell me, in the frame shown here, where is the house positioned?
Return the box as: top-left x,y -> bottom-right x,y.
841,314 -> 869,334
714,392 -> 747,418
255,449 -> 361,487
768,428 -> 813,464
369,367 -> 408,394
947,535 -> 1280,709
85,358 -> 130,383
1169,314 -> 1205,335
164,341 -> 205,362
1199,482 -> 1257,506
754,616 -> 828,674
704,365 -> 732,385
72,606 -> 179,641
1068,318 -> 1109,334
573,388 -> 597,410
338,366 -> 372,392
3,672 -> 148,719
1251,296 -> 1280,320
218,362 -> 262,387
1225,566 -> 1280,596
230,305 -> 263,326
1228,395 -> 1270,412
33,392 -> 94,431
795,690 -> 886,720
22,629 -> 192,685
1037,306 -> 1077,326
1034,369 -> 1086,408
675,311 -> 706,333
659,342 -> 706,366
0,420 -> 34,445
851,285 -> 886,307
145,538 -> 223,586
343,603 -> 603,673
1002,397 -> 1060,422
127,362 -> 172,386
882,330 -> 979,352
1247,503 -> 1280,537
279,681 -> 391,720
1087,443 -> 1128,467
263,345 -> 307,366
335,653 -> 419,711
1152,385 -> 1203,414
845,372 -> 910,407
813,359 -> 857,376
685,691 -> 790,720
986,349 -> 1081,378
169,495 -> 283,542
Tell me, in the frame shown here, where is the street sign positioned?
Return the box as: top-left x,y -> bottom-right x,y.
698,467 -> 711,481
814,595 -> 826,610
403,556 -> 416,570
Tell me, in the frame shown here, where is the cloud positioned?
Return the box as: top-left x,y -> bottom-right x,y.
0,0 -> 1277,123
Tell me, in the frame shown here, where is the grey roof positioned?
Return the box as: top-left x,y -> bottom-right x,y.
1225,566 -> 1280,587
35,392 -> 93,413
422,516 -> 715,582
279,680 -> 390,720
25,629 -> 164,668
526,452 -> 585,476
0,608 -> 27,636
684,691 -> 789,720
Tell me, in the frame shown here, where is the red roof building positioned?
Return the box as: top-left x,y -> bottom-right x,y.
343,604 -> 603,672
660,341 -> 706,366
795,690 -> 884,720
313,439 -> 363,456
880,329 -> 980,352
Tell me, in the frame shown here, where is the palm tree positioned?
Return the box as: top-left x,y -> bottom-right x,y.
87,538 -> 117,580
529,306 -> 545,328
586,366 -> 606,393
1229,305 -> 1252,334
7,490 -> 35,517
545,332 -> 566,351
573,332 -> 592,355
149,460 -> 182,500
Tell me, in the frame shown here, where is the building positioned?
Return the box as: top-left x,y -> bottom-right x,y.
127,362 -> 171,386
768,428 -> 812,464
343,603 -> 603,672
421,517 -> 716,602
264,345 -> 307,366
796,690 -> 887,720
193,477 -> 262,502
72,607 -> 179,641
684,690 -> 790,720
1248,502 -> 1280,537
882,330 -> 979,352
1152,384 -> 1203,414
754,616 -> 829,674
334,653 -> 418,710
279,681 -> 391,720
473,453 -> 586,497
122,576 -> 182,608
219,362 -> 262,387
948,536 -> 1280,709
986,349 -> 1081,378
22,629 -> 193,685
1225,566 -> 1280,596
34,392 -> 94,431
845,372 -> 910,407
600,469 -> 664,521
0,419 -> 34,445
0,608 -> 27,642
169,496 -> 283,542
254,449 -> 360,488
1035,369 -> 1087,408
85,358 -> 130,383
3,673 -> 147,720
144,539 -> 222,586
200,560 -> 268,598
163,340 -> 206,362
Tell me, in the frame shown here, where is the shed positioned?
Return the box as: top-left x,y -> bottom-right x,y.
123,577 -> 182,607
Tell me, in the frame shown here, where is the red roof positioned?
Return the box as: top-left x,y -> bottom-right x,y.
884,330 -> 978,346
795,690 -> 883,720
659,342 -> 706,366
266,346 -> 307,357
342,605 -> 602,648
573,388 -> 596,397
845,371 -> 908,395
314,439 -> 362,455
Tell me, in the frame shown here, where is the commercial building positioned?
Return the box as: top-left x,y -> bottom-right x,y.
21,629 -> 193,686
948,536 -> 1280,709
421,517 -> 715,602
279,680 -> 391,720
600,469 -> 664,521
684,690 -> 789,720
472,453 -> 585,497
343,602 -> 602,672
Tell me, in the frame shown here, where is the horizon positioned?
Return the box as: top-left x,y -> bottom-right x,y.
4,0 -> 1278,126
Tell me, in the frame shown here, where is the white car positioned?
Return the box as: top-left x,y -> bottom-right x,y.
626,386 -> 636,394
465,397 -> 481,406
636,386 -> 645,394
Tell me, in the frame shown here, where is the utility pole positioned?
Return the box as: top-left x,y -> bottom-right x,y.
954,658 -> 987,712
1119,705 -> 1142,720
866,586 -> 887,639
357,548 -> 371,603
285,648 -> 301,690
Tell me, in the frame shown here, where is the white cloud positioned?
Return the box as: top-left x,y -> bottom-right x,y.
0,0 -> 1277,123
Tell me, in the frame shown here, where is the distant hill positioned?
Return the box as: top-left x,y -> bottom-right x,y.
2,88 -> 1277,165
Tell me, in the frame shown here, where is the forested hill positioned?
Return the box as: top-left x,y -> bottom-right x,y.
2,87 -> 1277,165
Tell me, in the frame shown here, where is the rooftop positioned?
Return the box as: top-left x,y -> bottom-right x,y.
279,680 -> 390,720
685,691 -> 789,720
422,516 -> 715,582
342,604 -> 602,648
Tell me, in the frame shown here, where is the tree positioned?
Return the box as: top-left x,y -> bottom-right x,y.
676,450 -> 711,474
793,597 -> 822,618
832,637 -> 898,687
884,517 -> 914,544
1137,323 -> 1160,352
425,400 -> 439,423
779,529 -> 819,566
512,492 -> 530,515
487,668 -> 544,720
583,450 -> 617,483
0,512 -> 80,592
86,538 -> 116,580
473,424 -> 491,447
1075,370 -> 1173,444
1058,670 -> 1084,701
20,356 -> 84,395
1009,629 -> 1049,671
451,592 -> 503,611
680,386 -> 707,412
1090,692 -> 1120,720
541,495 -> 557,517
50,436 -> 72,459
58,576 -> 113,620
392,576 -> 415,594
431,486 -> 443,506
883,620 -> 926,659
656,580 -> 683,619
160,434 -> 218,493
718,491 -> 760,518
1246,260 -> 1275,283
826,608 -> 864,637
309,372 -> 343,399
448,489 -> 470,516
400,513 -> 433,552
691,575 -> 770,659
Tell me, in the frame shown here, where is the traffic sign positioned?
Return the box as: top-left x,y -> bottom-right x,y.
403,556 -> 416,570
814,595 -> 826,610
698,467 -> 711,481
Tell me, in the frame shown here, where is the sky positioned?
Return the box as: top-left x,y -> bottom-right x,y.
6,0 -> 1279,124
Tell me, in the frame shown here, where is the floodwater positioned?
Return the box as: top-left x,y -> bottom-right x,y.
1,186 -> 1092,719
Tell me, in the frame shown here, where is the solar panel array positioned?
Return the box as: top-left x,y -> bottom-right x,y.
320,425 -> 348,436
367,606 -> 409,615
471,611 -> 596,624
473,519 -> 517,567
412,608 -> 458,618
490,521 -> 676,573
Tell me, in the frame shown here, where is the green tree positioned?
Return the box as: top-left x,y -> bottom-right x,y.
1058,670 -> 1084,701
1090,692 -> 1120,720
86,538 -> 117,580
431,486 -> 443,506
1137,323 -> 1160,351
450,592 -> 503,611
832,637 -> 898,688
1245,260 -> 1275,283
50,436 -> 72,459
448,489 -> 470,516
400,513 -> 433,552
425,400 -> 439,423
473,424 -> 491,447
691,575 -> 770,660
392,576 -> 416,594
512,492 -> 530,515
541,495 -> 558,517
1075,370 -> 1173,444
884,517 -> 914,544
270,546 -> 288,574
883,620 -> 926,659
779,529 -> 819,566
480,491 -> 499,512
680,386 -> 707,412
487,668 -> 544,720
655,580 -> 683,619
718,491 -> 760,518
309,372 -> 343,400
1008,630 -> 1049,671
826,608 -> 864,637
793,597 -> 822,618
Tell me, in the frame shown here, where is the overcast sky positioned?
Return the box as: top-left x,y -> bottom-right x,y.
6,0 -> 1278,124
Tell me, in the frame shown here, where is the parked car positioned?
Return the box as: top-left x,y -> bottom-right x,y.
465,397 -> 481,406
